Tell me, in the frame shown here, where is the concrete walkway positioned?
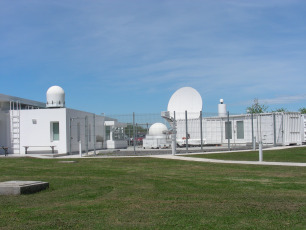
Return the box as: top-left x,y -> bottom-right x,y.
150,154 -> 306,167
1,145 -> 306,167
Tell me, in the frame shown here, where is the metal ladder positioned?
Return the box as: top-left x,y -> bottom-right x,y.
10,101 -> 21,154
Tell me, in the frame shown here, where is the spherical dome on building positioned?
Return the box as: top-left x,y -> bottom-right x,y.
149,123 -> 168,136
46,86 -> 65,108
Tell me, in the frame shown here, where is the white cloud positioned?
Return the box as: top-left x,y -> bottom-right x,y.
1,0 -> 306,113
261,95 -> 306,105
242,95 -> 306,106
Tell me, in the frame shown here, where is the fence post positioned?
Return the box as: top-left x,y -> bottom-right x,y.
79,141 -> 82,157
69,118 -> 72,155
185,110 -> 188,153
200,110 -> 203,151
93,114 -> 96,155
227,111 -> 230,151
251,112 -> 255,150
273,113 -> 277,147
85,115 -> 88,155
133,112 -> 136,154
172,111 -> 177,155
259,114 -> 263,161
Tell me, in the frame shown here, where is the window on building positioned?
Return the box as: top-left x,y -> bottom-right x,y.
237,121 -> 244,139
105,126 -> 110,140
51,122 -> 59,141
225,121 -> 232,139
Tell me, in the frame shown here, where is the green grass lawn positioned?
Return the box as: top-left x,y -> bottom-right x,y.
0,156 -> 306,229
186,146 -> 306,163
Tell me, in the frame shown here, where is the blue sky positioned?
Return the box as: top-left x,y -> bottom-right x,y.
1,0 -> 306,115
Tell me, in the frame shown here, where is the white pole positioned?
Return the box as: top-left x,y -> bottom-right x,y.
259,142 -> 263,161
172,111 -> 177,156
259,114 -> 263,162
79,141 -> 82,157
93,114 -> 96,155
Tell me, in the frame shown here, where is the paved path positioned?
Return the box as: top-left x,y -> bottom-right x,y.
2,146 -> 306,167
150,154 -> 306,167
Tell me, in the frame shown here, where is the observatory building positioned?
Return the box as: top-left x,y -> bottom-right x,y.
0,86 -> 127,155
143,123 -> 171,149
164,87 -> 305,147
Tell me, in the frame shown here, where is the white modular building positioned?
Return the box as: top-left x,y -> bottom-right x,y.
165,87 -> 305,147
175,112 -> 304,147
0,86 -> 127,155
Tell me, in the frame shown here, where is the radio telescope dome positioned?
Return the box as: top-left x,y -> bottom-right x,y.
167,87 -> 202,119
46,86 -> 65,108
149,123 -> 168,136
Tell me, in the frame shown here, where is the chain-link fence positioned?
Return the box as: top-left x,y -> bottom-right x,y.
107,111 -> 305,155
71,111 -> 305,156
108,113 -> 168,148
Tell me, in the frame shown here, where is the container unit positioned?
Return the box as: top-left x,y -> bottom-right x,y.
282,112 -> 303,145
175,112 -> 303,147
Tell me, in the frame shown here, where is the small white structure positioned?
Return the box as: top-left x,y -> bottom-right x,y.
143,123 -> 171,149
0,86 -> 127,155
46,86 -> 65,108
218,99 -> 227,117
104,120 -> 127,149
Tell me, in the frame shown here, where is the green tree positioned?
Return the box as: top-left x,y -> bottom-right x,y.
246,98 -> 268,114
271,107 -> 288,113
299,107 -> 306,114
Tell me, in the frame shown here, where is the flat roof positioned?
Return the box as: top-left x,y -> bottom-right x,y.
0,93 -> 45,108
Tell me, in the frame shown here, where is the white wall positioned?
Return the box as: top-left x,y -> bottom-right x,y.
19,108 -> 67,154
66,109 -> 106,153
18,108 -> 109,155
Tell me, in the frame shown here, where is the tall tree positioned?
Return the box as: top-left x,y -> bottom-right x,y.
246,98 -> 268,114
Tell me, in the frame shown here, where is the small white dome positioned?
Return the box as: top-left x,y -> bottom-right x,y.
149,123 -> 168,136
46,86 -> 65,108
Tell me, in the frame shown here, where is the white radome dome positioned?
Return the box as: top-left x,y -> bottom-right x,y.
167,87 -> 202,120
149,123 -> 168,136
46,86 -> 65,108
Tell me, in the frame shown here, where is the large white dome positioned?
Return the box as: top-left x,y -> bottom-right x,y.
167,87 -> 202,119
46,86 -> 65,108
149,123 -> 168,136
